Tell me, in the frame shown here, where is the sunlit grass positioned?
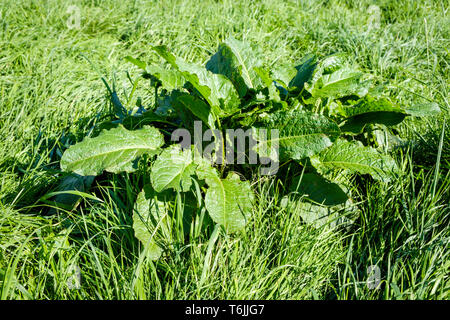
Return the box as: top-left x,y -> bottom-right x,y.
0,0 -> 448,299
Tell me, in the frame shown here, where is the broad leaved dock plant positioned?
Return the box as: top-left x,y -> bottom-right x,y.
59,38 -> 438,259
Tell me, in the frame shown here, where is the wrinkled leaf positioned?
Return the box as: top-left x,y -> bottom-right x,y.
172,93 -> 215,128
61,125 -> 164,176
126,55 -> 186,90
202,171 -> 254,233
405,102 -> 441,117
320,53 -> 346,74
252,110 -> 340,161
151,145 -> 197,192
311,139 -> 399,181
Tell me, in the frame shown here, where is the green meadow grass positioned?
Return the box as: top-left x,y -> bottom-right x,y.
0,0 -> 448,299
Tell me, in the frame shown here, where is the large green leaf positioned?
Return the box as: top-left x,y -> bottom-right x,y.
282,196 -> 355,229
145,65 -> 186,91
253,67 -> 280,101
340,96 -> 407,133
126,56 -> 185,91
252,110 -> 341,161
152,46 -> 240,116
288,54 -> 317,91
303,53 -> 346,89
405,102 -> 441,117
47,174 -> 95,214
61,125 -> 163,176
206,37 -> 262,97
290,173 -> 348,206
320,53 -> 346,74
306,68 -> 364,98
195,156 -> 255,233
133,185 -> 172,260
201,171 -> 254,233
272,64 -> 297,88
171,93 -> 215,128
151,145 -> 197,192
311,139 -> 399,181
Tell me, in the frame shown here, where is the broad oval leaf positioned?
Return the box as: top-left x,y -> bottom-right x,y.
311,139 -> 399,181
252,110 -> 341,161
152,45 -> 240,117
203,171 -> 254,233
282,196 -> 355,229
272,64 -> 297,88
172,93 -> 215,128
288,53 -> 317,91
405,102 -> 441,117
302,53 -> 346,94
290,173 -> 348,206
306,68 -> 364,98
206,37 -> 262,97
145,65 -> 186,91
133,185 -> 172,260
126,56 -> 185,91
61,125 -> 164,176
340,96 -> 407,134
151,145 -> 197,192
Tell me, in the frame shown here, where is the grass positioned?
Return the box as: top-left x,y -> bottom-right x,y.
0,0 -> 449,299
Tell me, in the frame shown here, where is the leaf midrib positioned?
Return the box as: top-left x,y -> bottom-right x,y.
65,145 -> 156,168
227,43 -> 253,88
207,174 -> 228,228
256,131 -> 339,144
157,160 -> 193,191
320,72 -> 360,89
320,159 -> 385,176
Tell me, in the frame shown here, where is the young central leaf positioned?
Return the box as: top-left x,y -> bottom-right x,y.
152,45 -> 240,117
125,56 -> 185,91
311,139 -> 399,181
151,145 -> 197,192
206,37 -> 262,97
60,125 -> 164,176
288,54 -> 317,91
172,94 -> 215,128
252,110 -> 341,161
